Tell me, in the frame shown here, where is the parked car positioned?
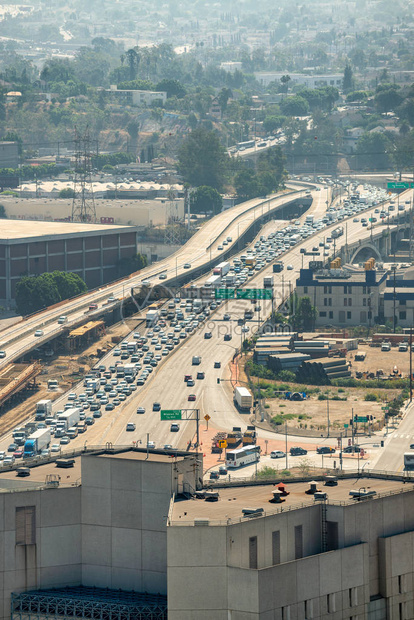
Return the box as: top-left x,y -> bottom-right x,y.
270,450 -> 285,459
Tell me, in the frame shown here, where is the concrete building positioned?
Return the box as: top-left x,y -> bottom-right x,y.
220,61 -> 243,73
0,142 -> 19,169
0,220 -> 140,304
383,266 -> 414,327
296,265 -> 388,327
107,85 -> 167,106
3,448 -> 414,620
255,72 -> 343,89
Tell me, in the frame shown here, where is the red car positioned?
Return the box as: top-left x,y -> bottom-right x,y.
13,449 -> 24,458
188,394 -> 196,401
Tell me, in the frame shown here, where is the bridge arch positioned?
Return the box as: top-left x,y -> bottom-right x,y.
350,243 -> 382,264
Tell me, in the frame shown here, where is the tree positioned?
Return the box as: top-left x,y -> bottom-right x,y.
355,132 -> 392,170
177,127 -> 229,191
374,85 -> 403,113
190,186 -> 222,215
126,48 -> 140,81
280,74 -> 291,94
58,188 -> 75,198
280,95 -> 309,117
15,271 -> 87,315
0,204 -> 7,219
263,115 -> 286,134
155,79 -> 186,98
291,296 -> 317,331
234,169 -> 260,200
116,253 -> 148,278
343,64 -> 353,93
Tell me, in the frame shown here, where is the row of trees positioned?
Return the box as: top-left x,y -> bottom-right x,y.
15,271 -> 87,316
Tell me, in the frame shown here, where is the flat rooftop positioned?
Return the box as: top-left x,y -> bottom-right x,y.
171,476 -> 413,525
0,219 -> 134,242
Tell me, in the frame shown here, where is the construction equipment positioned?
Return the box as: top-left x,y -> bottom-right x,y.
242,426 -> 257,445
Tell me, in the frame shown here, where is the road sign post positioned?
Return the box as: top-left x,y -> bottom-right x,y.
204,413 -> 210,430
236,288 -> 272,300
387,182 -> 414,190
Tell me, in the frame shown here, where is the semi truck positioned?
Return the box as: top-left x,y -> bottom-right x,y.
273,261 -> 284,273
205,274 -> 222,288
124,364 -> 138,379
263,276 -> 274,288
35,399 -> 53,421
146,309 -> 159,327
225,274 -> 236,286
234,387 -> 253,412
57,407 -> 80,431
331,226 -> 344,239
23,428 -> 51,458
213,262 -> 230,277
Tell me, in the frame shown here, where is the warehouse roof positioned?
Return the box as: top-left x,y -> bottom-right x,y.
0,219 -> 134,242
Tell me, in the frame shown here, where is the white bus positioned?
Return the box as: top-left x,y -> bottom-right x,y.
226,445 -> 260,469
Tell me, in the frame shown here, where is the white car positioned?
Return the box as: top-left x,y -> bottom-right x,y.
286,265 -> 294,270
34,330 -> 44,337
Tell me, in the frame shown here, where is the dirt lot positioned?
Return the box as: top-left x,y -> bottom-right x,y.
349,344 -> 410,377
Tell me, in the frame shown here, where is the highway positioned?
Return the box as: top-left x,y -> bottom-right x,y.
0,186 -> 309,367
2,182 -> 414,475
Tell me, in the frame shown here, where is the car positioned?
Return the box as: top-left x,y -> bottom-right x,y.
60,437 -> 70,445
126,423 -> 136,431
85,417 -> 95,426
170,423 -> 180,432
343,445 -> 361,453
105,403 -> 115,411
147,441 -> 156,449
196,372 -> 205,380
224,333 -> 232,341
290,447 -> 307,456
214,361 -> 221,368
270,450 -> 286,459
209,471 -> 219,480
40,448 -> 50,457
0,351 -> 6,358
13,449 -> 24,458
8,443 -> 17,453
316,446 -> 336,454
217,245 -> 223,251
241,326 -> 249,333
4,455 -> 15,465
153,402 -> 161,411
164,444 -> 173,450
34,330 -> 44,337
159,273 -> 167,280
204,332 -> 212,339
183,263 -> 191,269
286,265 -> 294,270
219,465 -> 228,475
188,394 -> 196,401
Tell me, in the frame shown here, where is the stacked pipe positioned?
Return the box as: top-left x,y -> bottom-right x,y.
296,357 -> 351,384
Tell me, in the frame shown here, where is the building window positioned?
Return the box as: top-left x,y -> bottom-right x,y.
16,506 -> 36,545
347,312 -> 352,320
348,287 -> 352,294
272,531 -> 280,565
348,298 -> 352,307
398,575 -> 405,594
368,287 -> 371,294
329,298 -> 332,306
400,299 -> 406,306
304,286 -> 308,294
399,311 -> 406,320
282,606 -> 290,620
319,311 -> 327,318
294,525 -> 303,559
324,298 -> 327,306
249,536 -> 258,569
343,285 -> 347,294
326,521 -> 338,551
363,286 -> 367,294
327,593 -> 336,613
344,298 -> 348,306
324,285 -> 328,294
363,298 -> 367,306
329,311 -> 333,319
329,286 -> 332,294
304,599 -> 313,619
360,311 -> 367,322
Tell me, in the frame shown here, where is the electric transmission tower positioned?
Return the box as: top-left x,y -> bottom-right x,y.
71,127 -> 97,223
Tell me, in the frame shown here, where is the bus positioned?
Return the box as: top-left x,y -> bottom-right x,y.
226,445 -> 261,469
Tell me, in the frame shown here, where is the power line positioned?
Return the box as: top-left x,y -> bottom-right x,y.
71,127 -> 97,224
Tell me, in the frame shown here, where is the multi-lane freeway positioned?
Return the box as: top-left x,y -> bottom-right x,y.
1,181 -> 414,476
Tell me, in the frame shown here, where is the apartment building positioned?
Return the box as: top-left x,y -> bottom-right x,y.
296,266 -> 388,327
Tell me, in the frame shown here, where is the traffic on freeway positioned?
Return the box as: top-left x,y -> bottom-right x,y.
2,181 -> 412,476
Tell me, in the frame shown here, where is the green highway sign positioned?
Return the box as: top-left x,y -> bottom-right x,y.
356,416 -> 368,423
381,406 -> 389,411
344,423 -> 349,428
387,182 -> 414,189
236,289 -> 272,300
215,288 -> 235,299
161,409 -> 182,420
